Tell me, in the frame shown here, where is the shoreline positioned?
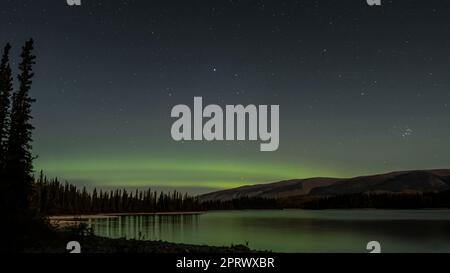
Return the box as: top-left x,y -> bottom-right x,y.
48,211 -> 205,222
28,232 -> 256,254
48,208 -> 450,222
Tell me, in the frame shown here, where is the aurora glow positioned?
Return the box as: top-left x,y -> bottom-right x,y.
36,156 -> 343,189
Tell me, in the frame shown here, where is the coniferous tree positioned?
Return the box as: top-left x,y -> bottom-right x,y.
0,43 -> 13,172
5,39 -> 36,213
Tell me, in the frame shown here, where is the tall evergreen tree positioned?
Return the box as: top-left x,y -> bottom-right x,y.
0,43 -> 13,170
5,39 -> 36,212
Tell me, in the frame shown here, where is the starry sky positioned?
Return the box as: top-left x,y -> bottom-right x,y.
1,0 -> 450,194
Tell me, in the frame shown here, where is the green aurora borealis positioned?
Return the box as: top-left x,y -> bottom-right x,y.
36,157 -> 331,189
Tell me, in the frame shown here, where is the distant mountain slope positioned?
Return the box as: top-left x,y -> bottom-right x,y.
310,171 -> 450,196
200,169 -> 450,202
199,177 -> 343,201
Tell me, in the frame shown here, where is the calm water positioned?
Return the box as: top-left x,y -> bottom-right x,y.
87,210 -> 450,253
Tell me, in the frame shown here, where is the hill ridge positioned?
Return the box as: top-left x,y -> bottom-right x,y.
200,169 -> 450,202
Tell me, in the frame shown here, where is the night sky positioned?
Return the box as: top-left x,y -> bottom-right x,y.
1,0 -> 450,193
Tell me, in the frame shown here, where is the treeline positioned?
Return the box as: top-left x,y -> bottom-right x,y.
302,191 -> 450,209
32,172 -> 283,215
33,174 -> 450,214
33,172 -> 203,215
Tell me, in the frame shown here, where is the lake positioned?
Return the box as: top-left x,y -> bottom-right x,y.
86,209 -> 450,253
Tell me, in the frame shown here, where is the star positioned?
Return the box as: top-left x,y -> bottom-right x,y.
401,128 -> 413,138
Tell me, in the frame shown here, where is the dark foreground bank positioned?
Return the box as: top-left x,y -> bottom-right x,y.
24,226 -> 254,254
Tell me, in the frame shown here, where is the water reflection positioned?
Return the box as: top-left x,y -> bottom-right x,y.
86,210 -> 450,253
89,214 -> 199,241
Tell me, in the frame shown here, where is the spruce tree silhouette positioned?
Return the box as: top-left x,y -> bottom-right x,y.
0,44 -> 14,252
1,39 -> 40,252
0,43 -> 13,173
5,39 -> 36,213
